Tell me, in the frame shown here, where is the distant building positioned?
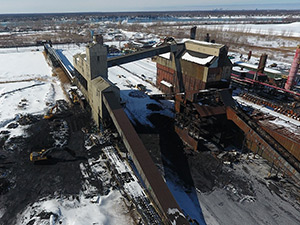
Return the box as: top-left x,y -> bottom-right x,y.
153,39 -> 232,94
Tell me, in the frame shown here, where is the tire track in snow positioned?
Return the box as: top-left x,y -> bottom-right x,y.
0,82 -> 45,98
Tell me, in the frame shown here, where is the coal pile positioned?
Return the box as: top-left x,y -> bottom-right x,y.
0,103 -> 92,225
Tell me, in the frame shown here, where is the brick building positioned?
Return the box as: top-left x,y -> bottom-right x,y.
153,39 -> 232,93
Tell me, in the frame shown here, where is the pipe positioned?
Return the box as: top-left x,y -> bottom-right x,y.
257,53 -> 268,74
285,45 -> 300,90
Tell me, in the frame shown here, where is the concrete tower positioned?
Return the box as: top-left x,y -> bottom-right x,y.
86,34 -> 108,80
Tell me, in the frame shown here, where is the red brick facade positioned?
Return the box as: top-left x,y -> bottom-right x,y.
156,63 -> 175,93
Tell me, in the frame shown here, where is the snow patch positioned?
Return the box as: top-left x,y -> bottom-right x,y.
161,80 -> 173,88
182,52 -> 215,65
17,192 -> 129,225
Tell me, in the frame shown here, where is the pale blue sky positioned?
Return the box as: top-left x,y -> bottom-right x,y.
0,0 -> 299,14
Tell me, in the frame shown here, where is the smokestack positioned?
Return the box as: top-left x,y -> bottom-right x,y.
190,26 -> 197,40
285,45 -> 300,90
257,53 -> 268,74
248,50 -> 252,61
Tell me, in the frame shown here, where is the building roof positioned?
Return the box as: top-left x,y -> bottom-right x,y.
157,38 -> 231,68
183,38 -> 225,57
91,76 -> 112,92
181,38 -> 224,48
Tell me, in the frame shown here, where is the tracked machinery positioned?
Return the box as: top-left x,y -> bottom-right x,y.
43,100 -> 71,120
30,146 -> 76,162
30,147 -> 56,162
69,88 -> 80,104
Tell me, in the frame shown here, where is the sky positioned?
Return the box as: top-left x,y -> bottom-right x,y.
0,0 -> 300,14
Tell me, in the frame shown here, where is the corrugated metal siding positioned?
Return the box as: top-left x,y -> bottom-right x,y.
226,107 -> 300,183
175,126 -> 198,150
261,125 -> 300,162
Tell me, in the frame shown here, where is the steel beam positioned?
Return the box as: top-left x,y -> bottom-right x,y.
107,44 -> 181,68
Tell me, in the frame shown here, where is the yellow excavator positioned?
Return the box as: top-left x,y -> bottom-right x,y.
69,88 -> 80,104
30,146 -> 76,162
136,84 -> 146,92
44,104 -> 58,120
30,147 -> 56,162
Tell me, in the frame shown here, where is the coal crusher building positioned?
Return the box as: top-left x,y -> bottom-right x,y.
154,39 -> 232,93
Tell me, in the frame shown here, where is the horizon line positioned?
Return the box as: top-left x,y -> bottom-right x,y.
0,3 -> 300,15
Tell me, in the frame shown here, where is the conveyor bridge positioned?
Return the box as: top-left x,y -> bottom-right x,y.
107,44 -> 182,67
102,92 -> 188,224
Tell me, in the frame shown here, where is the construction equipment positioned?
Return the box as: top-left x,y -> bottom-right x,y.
136,84 -> 146,92
30,147 -> 56,162
30,146 -> 76,162
44,104 -> 58,119
44,100 -> 70,120
157,36 -> 177,46
69,88 -> 80,104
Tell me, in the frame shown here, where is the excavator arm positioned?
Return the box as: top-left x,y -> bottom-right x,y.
44,104 -> 58,119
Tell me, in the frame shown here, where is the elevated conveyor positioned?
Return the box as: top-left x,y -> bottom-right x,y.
44,44 -> 74,81
102,92 -> 188,224
107,44 -> 181,68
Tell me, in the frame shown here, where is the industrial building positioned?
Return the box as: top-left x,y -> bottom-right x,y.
154,39 -> 232,93
73,35 -> 120,126
70,36 -> 188,224
43,31 -> 300,224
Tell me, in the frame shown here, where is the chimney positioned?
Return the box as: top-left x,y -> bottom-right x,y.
257,53 -> 268,74
190,26 -> 197,40
248,50 -> 252,61
285,45 -> 300,90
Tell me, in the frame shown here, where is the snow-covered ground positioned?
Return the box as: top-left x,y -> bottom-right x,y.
17,143 -> 152,225
17,191 -> 131,225
196,22 -> 300,37
0,47 -> 65,137
0,46 -> 141,225
229,50 -> 293,75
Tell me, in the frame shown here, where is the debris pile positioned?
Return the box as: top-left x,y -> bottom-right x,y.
217,150 -> 241,166
49,119 -> 69,147
17,98 -> 28,109
17,114 -> 39,126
